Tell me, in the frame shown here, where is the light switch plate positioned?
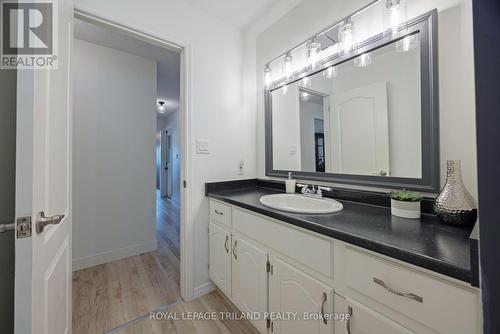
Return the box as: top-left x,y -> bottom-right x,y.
196,139 -> 209,154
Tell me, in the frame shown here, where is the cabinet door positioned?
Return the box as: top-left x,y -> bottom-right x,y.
269,257 -> 333,334
209,222 -> 231,296
334,295 -> 416,334
232,235 -> 268,333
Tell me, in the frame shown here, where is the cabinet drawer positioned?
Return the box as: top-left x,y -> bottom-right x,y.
233,208 -> 332,278
344,247 -> 479,334
209,200 -> 232,227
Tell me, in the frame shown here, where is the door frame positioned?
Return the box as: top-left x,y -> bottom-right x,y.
73,8 -> 194,301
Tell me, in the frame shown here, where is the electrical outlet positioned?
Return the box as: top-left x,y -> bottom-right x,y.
238,159 -> 245,175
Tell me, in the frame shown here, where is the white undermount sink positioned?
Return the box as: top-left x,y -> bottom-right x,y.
259,193 -> 343,214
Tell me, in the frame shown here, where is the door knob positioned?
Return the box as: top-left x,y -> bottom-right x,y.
0,222 -> 15,233
36,211 -> 65,234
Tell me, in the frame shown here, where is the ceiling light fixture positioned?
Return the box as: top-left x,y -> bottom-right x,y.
157,101 -> 166,114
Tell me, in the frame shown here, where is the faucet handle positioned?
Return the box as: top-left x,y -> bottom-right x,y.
297,184 -> 310,194
316,186 -> 332,196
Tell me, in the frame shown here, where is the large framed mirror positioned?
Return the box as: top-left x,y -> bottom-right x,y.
265,10 -> 439,192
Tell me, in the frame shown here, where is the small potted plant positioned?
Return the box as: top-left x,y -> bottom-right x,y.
388,190 -> 423,219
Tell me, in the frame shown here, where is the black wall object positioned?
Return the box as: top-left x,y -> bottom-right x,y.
472,0 -> 500,333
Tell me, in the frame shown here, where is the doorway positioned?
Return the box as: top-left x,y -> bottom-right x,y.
71,12 -> 186,333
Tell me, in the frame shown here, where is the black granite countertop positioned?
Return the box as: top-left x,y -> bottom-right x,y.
206,179 -> 477,285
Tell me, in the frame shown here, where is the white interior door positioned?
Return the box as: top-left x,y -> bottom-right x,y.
326,82 -> 390,176
15,1 -> 74,333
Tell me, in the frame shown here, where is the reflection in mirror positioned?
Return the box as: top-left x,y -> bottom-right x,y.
272,32 -> 422,179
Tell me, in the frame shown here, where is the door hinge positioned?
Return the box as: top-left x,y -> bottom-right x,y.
266,260 -> 273,275
16,216 -> 32,238
183,180 -> 187,188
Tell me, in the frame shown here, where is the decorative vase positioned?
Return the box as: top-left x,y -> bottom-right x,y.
434,160 -> 477,226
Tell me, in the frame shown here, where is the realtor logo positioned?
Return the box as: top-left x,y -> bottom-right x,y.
1,0 -> 58,69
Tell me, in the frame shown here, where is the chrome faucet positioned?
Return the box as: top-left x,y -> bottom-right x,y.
297,184 -> 333,199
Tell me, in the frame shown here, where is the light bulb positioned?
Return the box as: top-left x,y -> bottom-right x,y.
300,76 -> 311,88
354,53 -> 372,68
283,52 -> 293,80
339,17 -> 355,55
264,64 -> 273,88
157,101 -> 166,113
322,66 -> 337,79
385,0 -> 407,36
307,37 -> 321,69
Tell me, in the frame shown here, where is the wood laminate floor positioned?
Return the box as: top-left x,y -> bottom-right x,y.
73,192 -> 258,334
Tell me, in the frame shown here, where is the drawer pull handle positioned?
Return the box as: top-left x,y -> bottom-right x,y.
320,292 -> 327,325
214,209 -> 224,216
233,240 -> 238,260
346,305 -> 353,334
224,235 -> 229,253
373,277 -> 423,303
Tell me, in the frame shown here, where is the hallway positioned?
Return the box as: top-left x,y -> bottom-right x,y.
72,194 -> 258,333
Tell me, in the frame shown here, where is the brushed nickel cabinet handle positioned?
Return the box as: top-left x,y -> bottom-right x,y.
373,277 -> 423,303
224,235 -> 229,254
233,240 -> 238,260
347,305 -> 353,334
320,292 -> 327,325
36,211 -> 65,234
214,209 -> 224,216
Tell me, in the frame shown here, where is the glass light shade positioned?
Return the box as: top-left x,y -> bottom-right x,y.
307,37 -> 321,69
339,17 -> 355,55
354,53 -> 372,67
283,52 -> 293,79
383,0 -> 407,37
299,76 -> 311,88
396,34 -> 420,52
322,66 -> 338,79
264,64 -> 273,88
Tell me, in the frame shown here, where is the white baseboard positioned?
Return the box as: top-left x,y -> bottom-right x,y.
72,240 -> 158,271
193,281 -> 216,299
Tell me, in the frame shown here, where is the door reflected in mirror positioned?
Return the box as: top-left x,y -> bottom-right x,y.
272,32 -> 422,179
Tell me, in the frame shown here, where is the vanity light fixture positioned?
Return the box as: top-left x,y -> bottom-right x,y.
264,64 -> 273,88
300,76 -> 311,88
157,101 -> 166,114
339,17 -> 355,54
322,66 -> 338,79
307,37 -> 322,69
283,52 -> 294,79
396,33 -> 419,52
384,0 -> 407,36
354,53 -> 372,67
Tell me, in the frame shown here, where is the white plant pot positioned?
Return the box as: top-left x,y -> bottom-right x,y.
391,199 -> 421,219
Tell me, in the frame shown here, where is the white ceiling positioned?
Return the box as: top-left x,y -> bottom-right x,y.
186,0 -> 279,28
74,19 -> 180,118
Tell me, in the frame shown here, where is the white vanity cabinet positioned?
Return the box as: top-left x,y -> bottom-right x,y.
208,199 -> 481,334
231,235 -> 269,333
269,257 -> 334,334
208,222 -> 231,297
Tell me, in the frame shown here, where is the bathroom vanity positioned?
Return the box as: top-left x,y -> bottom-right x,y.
206,179 -> 480,334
